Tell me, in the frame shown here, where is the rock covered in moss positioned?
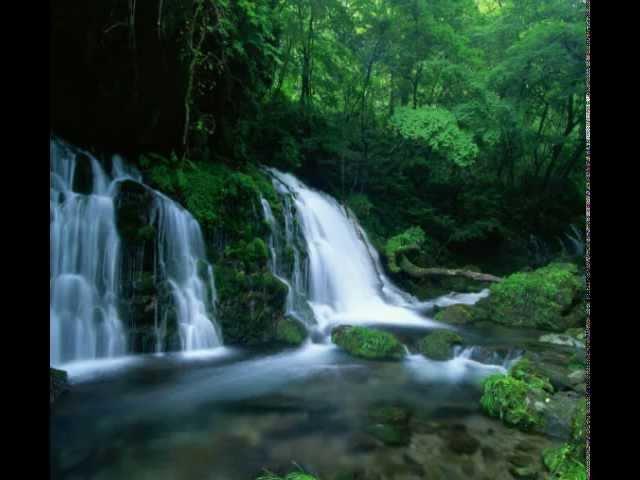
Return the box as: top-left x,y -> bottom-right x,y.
480,373 -> 547,431
542,443 -> 587,480
539,333 -> 584,349
274,318 -> 307,346
255,471 -> 318,480
571,398 -> 587,460
418,329 -> 463,360
473,263 -> 585,331
434,304 -> 474,325
331,326 -> 406,360
50,367 -> 69,404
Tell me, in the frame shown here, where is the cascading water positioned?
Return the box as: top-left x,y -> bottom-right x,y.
50,137 -> 221,365
152,193 -> 222,350
50,139 -> 132,365
265,169 -> 438,335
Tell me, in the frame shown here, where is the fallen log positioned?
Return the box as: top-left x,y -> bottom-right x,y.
399,255 -> 503,283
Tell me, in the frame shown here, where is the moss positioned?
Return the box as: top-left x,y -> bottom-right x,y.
384,226 -> 426,273
571,398 -> 586,460
418,329 -> 463,360
542,444 -> 587,480
473,263 -> 585,331
50,367 -> 69,404
480,374 -> 545,431
331,326 -> 406,361
510,358 -> 554,394
434,304 -> 474,325
274,318 -> 307,346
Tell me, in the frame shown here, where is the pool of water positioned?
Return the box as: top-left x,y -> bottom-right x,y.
50,324 -> 556,480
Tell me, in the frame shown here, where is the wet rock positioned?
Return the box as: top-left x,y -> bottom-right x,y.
418,330 -> 463,361
509,464 -> 539,479
444,427 -> 480,455
434,304 -> 474,325
568,369 -> 585,385
367,423 -> 411,446
274,317 -> 307,346
72,153 -> 94,194
536,391 -> 580,440
50,367 -> 69,404
368,405 -> 412,425
347,432 -> 380,453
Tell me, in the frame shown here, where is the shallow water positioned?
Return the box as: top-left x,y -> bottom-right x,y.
50,324 -> 556,480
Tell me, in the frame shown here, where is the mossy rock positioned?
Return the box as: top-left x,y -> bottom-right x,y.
274,318 -> 307,346
418,329 -> 463,361
331,326 -> 406,361
472,263 -> 585,331
542,444 -> 587,480
434,304 -> 474,325
480,373 -> 546,431
114,179 -> 155,245
367,405 -> 411,425
510,358 -> 554,394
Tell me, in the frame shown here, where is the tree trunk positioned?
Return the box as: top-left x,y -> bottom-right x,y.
399,255 -> 503,282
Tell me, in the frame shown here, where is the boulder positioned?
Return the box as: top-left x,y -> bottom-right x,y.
418,329 -> 463,361
472,263 -> 585,331
434,304 -> 474,325
331,326 -> 406,361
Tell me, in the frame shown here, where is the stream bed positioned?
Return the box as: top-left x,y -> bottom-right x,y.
50,323 -> 560,480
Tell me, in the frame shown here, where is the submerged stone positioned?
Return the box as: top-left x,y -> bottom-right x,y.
434,304 -> 474,325
418,329 -> 463,361
331,326 -> 406,360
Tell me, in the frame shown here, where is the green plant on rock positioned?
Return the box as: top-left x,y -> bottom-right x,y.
275,318 -> 307,346
480,374 -> 544,431
474,263 -> 585,331
542,444 -> 587,480
385,227 -> 426,273
510,358 -> 554,394
434,304 -> 474,325
331,326 -> 406,360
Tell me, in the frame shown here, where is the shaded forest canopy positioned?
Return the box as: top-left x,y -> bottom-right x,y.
50,0 -> 586,274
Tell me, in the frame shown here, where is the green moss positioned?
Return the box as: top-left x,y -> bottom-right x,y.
473,263 -> 585,331
571,398 -> 586,460
368,405 -> 411,425
275,318 -> 307,346
331,326 -> 406,360
510,358 -> 554,394
418,329 -> 463,360
542,444 -> 587,480
480,374 -> 544,431
385,227 -> 426,273
434,305 -> 474,325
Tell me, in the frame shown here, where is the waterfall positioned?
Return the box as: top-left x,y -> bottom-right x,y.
264,169 -> 437,334
50,137 -> 221,365
152,193 -> 222,350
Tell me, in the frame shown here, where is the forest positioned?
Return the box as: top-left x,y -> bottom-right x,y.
50,1 -> 588,479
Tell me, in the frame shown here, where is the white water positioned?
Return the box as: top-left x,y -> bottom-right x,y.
50,137 -> 221,365
267,169 -> 440,334
50,139 -> 134,365
152,193 -> 222,350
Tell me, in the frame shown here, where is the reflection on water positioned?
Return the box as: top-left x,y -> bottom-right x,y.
51,326 -> 550,480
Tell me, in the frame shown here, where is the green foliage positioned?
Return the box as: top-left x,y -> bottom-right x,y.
331,326 -> 406,361
542,444 -> 587,480
510,358 -> 554,394
418,330 -> 463,361
480,373 -> 544,431
391,106 -> 479,167
385,227 -> 427,273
